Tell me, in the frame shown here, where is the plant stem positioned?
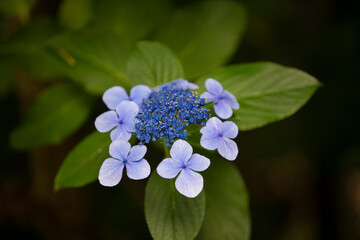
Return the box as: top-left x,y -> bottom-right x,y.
163,144 -> 170,158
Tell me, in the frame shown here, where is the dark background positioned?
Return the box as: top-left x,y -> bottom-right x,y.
1,0 -> 359,239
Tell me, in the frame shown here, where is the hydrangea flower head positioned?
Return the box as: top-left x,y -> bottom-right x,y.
99,140 -> 150,186
200,78 -> 239,119
200,117 -> 238,160
95,78 -> 240,197
157,140 -> 210,198
135,83 -> 210,146
95,101 -> 139,141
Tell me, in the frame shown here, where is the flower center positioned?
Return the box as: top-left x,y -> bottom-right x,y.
135,84 -> 210,146
181,163 -> 187,169
119,119 -> 123,125
218,95 -> 224,100
218,132 -> 223,137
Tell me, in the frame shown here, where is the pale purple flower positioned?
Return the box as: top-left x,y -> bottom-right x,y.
200,78 -> 239,119
95,101 -> 138,141
103,85 -> 152,109
98,140 -> 150,186
200,117 -> 238,161
171,78 -> 199,90
157,139 -> 210,198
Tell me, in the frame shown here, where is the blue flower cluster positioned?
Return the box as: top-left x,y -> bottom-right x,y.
95,78 -> 240,198
135,84 -> 210,146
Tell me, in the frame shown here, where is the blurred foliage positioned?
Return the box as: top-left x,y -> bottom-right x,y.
10,83 -> 94,149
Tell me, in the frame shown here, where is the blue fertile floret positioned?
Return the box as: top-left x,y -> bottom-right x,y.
135,84 -> 210,146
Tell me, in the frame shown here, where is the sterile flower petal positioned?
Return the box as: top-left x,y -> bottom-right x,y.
205,78 -> 223,96
201,117 -> 222,134
218,137 -> 238,161
98,158 -> 124,186
126,159 -> 151,180
173,79 -> 199,89
221,121 -> 239,139
157,158 -> 182,179
223,90 -> 240,109
103,86 -> 129,109
109,140 -> 131,160
187,154 -> 210,172
170,139 -> 193,162
110,125 -> 132,141
214,100 -> 233,119
200,133 -> 219,150
95,111 -> 118,132
127,145 -> 147,162
130,85 -> 152,106
200,91 -> 218,103
175,168 -> 204,198
116,101 -> 139,122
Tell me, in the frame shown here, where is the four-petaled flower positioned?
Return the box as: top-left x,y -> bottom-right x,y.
95,101 -> 139,141
99,140 -> 150,186
200,78 -> 239,119
103,85 -> 152,109
200,117 -> 239,161
157,140 -> 210,198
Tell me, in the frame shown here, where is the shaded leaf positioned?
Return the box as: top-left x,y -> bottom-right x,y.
1,18 -> 64,79
48,30 -> 132,95
156,1 -> 247,78
55,131 -> 111,190
197,62 -> 320,130
59,0 -> 94,31
127,41 -> 184,87
11,83 -> 94,149
145,172 -> 205,240
93,0 -> 172,41
197,158 -> 250,240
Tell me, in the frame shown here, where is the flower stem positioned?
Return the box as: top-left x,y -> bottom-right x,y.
163,144 -> 170,158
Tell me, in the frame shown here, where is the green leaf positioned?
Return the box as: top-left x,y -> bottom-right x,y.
93,0 -> 172,41
54,131 -> 111,190
197,158 -> 250,240
145,172 -> 205,240
48,30 -> 132,95
197,62 -> 320,130
127,41 -> 184,87
59,0 -> 94,31
1,18 -> 65,79
11,83 -> 94,149
156,1 -> 247,78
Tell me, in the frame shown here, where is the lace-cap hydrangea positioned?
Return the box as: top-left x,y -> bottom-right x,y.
95,78 -> 240,198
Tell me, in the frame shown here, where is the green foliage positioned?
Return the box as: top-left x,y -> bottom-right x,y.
11,83 -> 94,149
0,0 -> 37,23
59,0 -> 94,31
156,1 -> 247,78
197,62 -> 320,130
0,18 -> 64,79
54,131 -> 111,190
197,159 -> 250,240
127,41 -> 184,87
145,172 -> 205,240
48,30 -> 132,95
93,0 -> 171,41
